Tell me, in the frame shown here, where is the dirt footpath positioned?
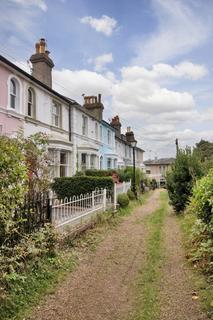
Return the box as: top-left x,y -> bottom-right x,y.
28,190 -> 161,320
159,213 -> 208,320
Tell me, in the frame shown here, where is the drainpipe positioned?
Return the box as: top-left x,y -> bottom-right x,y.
68,104 -> 72,142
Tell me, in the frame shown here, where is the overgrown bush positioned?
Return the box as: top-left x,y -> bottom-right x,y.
0,224 -> 58,300
117,193 -> 129,207
166,148 -> 203,213
185,169 -> 213,277
127,189 -> 135,200
52,176 -> 113,198
0,135 -> 28,246
190,169 -> 213,224
117,168 -> 132,182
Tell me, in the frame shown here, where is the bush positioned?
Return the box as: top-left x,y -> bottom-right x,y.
127,189 -> 135,200
0,135 -> 28,246
52,176 -> 113,198
166,148 -> 203,213
117,193 -> 129,207
84,169 -> 115,177
190,169 -> 213,224
184,169 -> 213,277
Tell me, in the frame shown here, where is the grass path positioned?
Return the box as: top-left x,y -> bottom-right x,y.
129,191 -> 169,320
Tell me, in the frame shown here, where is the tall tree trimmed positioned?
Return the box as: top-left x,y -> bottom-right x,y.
166,147 -> 203,213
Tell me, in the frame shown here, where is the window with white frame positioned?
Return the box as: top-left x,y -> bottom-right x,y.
81,153 -> 87,170
82,115 -> 88,136
100,125 -> 102,140
107,130 -> 111,145
114,159 -> 117,168
27,88 -> 36,118
100,156 -> 103,169
10,78 -> 19,110
60,152 -> 67,177
107,158 -> 111,169
91,154 -> 96,169
125,145 -> 128,157
52,101 -> 61,127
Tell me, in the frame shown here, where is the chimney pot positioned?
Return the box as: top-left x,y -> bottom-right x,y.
98,94 -> 101,103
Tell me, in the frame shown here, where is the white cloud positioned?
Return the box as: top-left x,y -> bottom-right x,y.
88,53 -> 113,71
10,0 -> 47,11
121,62 -> 207,82
52,68 -> 113,102
132,0 -> 209,65
80,15 -> 117,36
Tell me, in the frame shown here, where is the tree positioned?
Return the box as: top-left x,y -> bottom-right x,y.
166,147 -> 203,213
194,140 -> 213,174
194,139 -> 213,161
18,132 -> 51,193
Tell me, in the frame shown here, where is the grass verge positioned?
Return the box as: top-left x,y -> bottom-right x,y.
130,191 -> 169,320
0,191 -> 151,320
180,213 -> 213,319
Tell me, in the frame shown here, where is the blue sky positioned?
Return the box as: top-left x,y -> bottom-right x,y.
0,0 -> 213,158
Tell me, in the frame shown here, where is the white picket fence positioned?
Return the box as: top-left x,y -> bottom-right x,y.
52,181 -> 131,228
52,188 -> 115,228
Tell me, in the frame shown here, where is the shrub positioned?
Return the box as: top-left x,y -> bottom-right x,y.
184,169 -> 213,277
52,176 -> 113,198
127,189 -> 135,200
117,193 -> 129,207
0,135 -> 28,246
84,169 -> 114,177
166,148 -> 203,213
190,169 -> 213,225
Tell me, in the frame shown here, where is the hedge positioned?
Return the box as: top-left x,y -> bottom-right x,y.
52,176 -> 113,199
84,169 -> 115,177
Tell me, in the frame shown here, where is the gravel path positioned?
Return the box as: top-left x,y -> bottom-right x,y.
159,212 -> 208,320
28,190 -> 161,320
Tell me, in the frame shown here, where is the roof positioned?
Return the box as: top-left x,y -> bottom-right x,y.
136,146 -> 145,153
144,157 -> 175,165
0,55 -> 78,106
101,119 -> 115,131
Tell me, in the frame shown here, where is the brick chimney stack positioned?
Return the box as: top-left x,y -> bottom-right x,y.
30,38 -> 54,88
83,94 -> 104,121
125,127 -> 137,145
110,115 -> 121,138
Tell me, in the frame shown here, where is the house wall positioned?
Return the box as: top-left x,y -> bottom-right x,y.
146,163 -> 171,184
0,64 -> 23,135
99,122 -> 117,170
135,148 -> 144,168
71,107 -> 100,173
115,138 -> 132,168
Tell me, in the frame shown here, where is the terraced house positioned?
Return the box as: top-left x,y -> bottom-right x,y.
0,38 -> 144,176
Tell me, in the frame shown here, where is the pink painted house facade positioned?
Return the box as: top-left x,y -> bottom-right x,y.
0,62 -> 24,135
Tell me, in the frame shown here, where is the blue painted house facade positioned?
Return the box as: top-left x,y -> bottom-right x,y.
99,120 -> 117,170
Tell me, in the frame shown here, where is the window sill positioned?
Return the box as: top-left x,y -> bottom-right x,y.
7,108 -> 24,119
